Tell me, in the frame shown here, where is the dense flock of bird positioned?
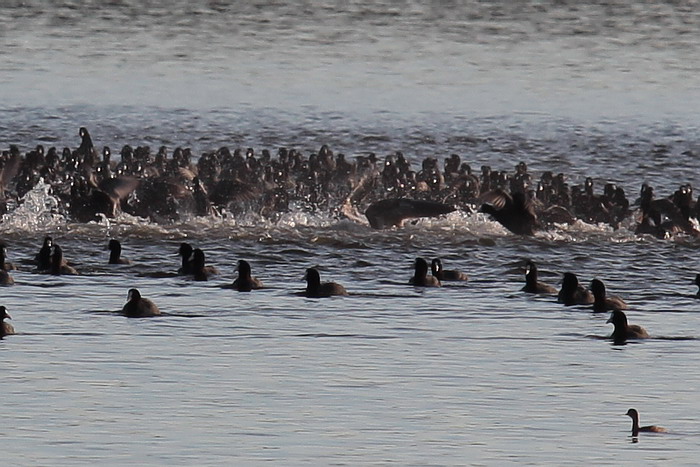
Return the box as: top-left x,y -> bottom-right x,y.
0,127 -> 685,437
0,127 -> 698,238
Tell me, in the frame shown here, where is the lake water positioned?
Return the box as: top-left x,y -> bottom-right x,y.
1,1 -> 699,465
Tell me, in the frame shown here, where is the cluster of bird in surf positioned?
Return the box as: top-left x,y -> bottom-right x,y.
0,128 -> 697,238
0,238 -> 678,437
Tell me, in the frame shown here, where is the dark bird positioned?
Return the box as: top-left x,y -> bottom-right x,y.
35,236 -> 53,271
364,198 -> 456,229
50,244 -> 79,275
0,306 -> 14,337
431,258 -> 468,281
695,274 -> 700,298
191,248 -> 217,281
557,272 -> 593,305
122,288 -> 161,318
232,259 -> 263,292
304,268 -> 348,298
410,258 -> 441,287
177,242 -> 194,275
607,310 -> 649,343
590,278 -> 627,312
521,260 -> 557,294
626,408 -> 667,436
107,239 -> 131,265
479,189 -> 539,235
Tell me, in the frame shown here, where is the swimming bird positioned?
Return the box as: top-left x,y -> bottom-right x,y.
0,243 -> 16,270
431,258 -> 468,281
304,268 -> 348,298
232,259 -> 263,292
177,242 -> 194,275
410,258 -> 441,287
364,198 -> 456,229
626,408 -> 667,436
557,272 -> 594,305
107,239 -> 132,265
0,306 -> 14,337
479,189 -> 539,235
122,288 -> 161,318
590,278 -> 627,312
521,260 -> 557,294
191,248 -> 210,281
35,236 -> 53,271
695,274 -> 700,298
50,244 -> 79,275
607,310 -> 649,343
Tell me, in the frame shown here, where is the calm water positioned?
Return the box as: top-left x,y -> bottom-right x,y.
1,1 -> 700,465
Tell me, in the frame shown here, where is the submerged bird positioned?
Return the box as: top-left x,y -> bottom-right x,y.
431,258 -> 468,281
0,306 -> 14,337
590,278 -> 627,312
107,239 -> 132,265
232,259 -> 263,292
364,198 -> 456,229
557,272 -> 593,305
304,268 -> 348,298
409,257 -> 441,287
122,288 -> 161,318
521,260 -> 557,294
607,310 -> 649,343
626,408 -> 667,436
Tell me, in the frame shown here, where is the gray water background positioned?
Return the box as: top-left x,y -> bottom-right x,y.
1,1 -> 700,465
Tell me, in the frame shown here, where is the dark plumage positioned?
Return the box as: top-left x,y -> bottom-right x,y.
607,310 -> 649,343
0,306 -> 14,337
409,258 -> 441,287
35,236 -> 53,271
431,258 -> 468,281
626,408 -> 667,436
107,239 -> 131,265
50,244 -> 79,275
365,198 -> 456,229
232,259 -> 263,292
0,242 -> 16,271
304,268 -> 348,298
695,274 -> 700,298
521,260 -> 557,294
479,189 -> 538,235
590,278 -> 627,312
557,272 -> 593,305
177,242 -> 193,274
122,288 -> 161,318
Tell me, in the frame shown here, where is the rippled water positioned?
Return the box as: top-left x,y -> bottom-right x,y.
2,1 -> 700,465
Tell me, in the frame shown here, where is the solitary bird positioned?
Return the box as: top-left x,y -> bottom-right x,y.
304,268 -> 348,298
107,239 -> 132,265
122,288 -> 161,318
607,310 -> 649,343
626,408 -> 667,436
590,278 -> 627,312
431,258 -> 468,281
232,260 -> 263,292
557,272 -> 593,305
0,306 -> 14,337
521,260 -> 557,294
